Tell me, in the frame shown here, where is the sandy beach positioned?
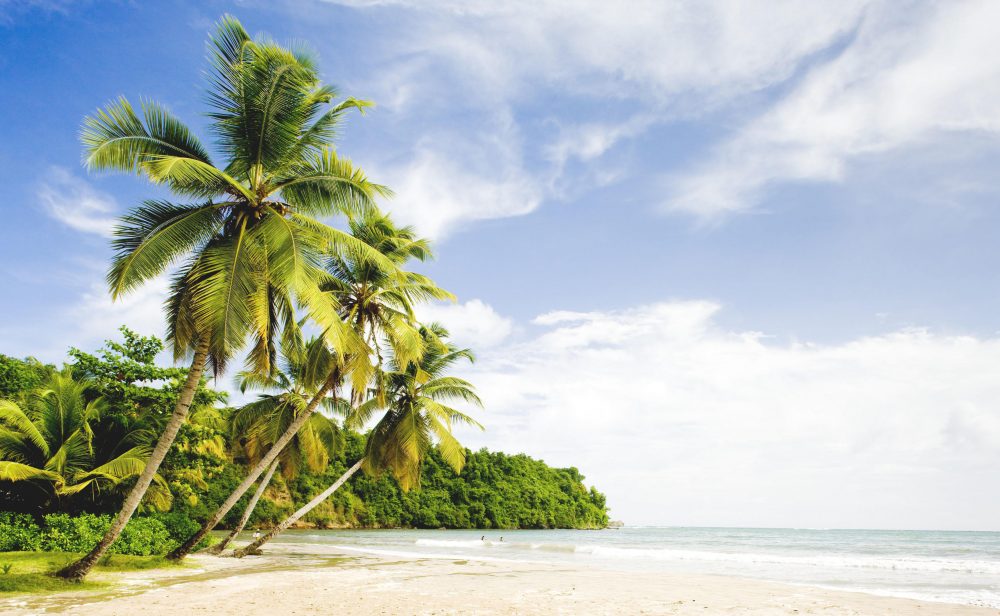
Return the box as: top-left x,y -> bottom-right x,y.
2,544 -> 997,616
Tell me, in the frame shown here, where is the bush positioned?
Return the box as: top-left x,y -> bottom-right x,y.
147,511 -> 214,550
0,512 -> 42,551
117,517 -> 172,556
147,511 -> 200,545
18,513 -> 175,556
39,513 -> 107,552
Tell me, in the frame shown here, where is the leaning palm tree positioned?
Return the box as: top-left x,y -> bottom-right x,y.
168,214 -> 444,559
0,373 -> 171,512
328,213 -> 454,401
208,341 -> 341,554
58,15 -> 387,580
235,324 -> 482,556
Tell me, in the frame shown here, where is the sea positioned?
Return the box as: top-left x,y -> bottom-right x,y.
273,526 -> 1000,608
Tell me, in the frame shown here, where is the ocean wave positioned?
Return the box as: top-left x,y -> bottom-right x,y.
408,538 -> 1000,574
331,544 -> 535,564
572,545 -> 1000,575
415,538 -> 497,548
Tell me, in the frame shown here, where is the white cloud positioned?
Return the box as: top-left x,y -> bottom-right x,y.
373,115 -> 542,238
317,0 -> 874,234
417,299 -> 514,349
37,167 -> 118,236
323,0 -> 1000,226
668,0 -> 1000,217
450,300 -> 1000,530
0,272 -> 169,366
67,277 -> 169,346
329,0 -> 868,105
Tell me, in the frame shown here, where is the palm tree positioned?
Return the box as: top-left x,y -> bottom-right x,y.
58,15 -> 387,580
0,373 -> 171,513
234,324 -> 482,556
208,341 -> 341,554
168,214 -> 444,559
328,213 -> 455,399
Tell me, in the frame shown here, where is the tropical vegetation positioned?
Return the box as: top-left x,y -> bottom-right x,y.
0,13 -> 609,589
0,346 -> 608,537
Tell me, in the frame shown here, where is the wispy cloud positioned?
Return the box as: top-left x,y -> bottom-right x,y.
667,1 -> 1000,217
310,0 -> 872,234
370,113 -> 542,238
37,167 -> 118,237
319,0 -> 1000,230
325,0 -> 868,105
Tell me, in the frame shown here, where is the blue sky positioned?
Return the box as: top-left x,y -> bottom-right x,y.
2,0 -> 1000,529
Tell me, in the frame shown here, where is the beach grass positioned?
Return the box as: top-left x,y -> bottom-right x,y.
0,551 -> 181,594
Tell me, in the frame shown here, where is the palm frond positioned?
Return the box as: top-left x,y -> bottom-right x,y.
0,461 -> 61,483
0,400 -> 48,456
107,200 -> 226,299
82,97 -> 213,181
275,148 -> 391,217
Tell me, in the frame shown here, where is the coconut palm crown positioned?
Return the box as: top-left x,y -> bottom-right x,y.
0,373 -> 171,511
351,323 -> 483,491
231,338 -> 343,479
87,14 -> 391,376
324,213 -> 455,400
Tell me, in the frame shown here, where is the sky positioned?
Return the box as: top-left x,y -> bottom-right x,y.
1,0 -> 999,530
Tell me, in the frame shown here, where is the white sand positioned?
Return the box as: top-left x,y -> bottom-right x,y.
2,547 -> 997,615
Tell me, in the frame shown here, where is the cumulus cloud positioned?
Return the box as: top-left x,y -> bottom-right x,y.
417,299 -> 514,349
449,300 -> 1000,529
37,167 -> 118,236
668,0 -> 1000,217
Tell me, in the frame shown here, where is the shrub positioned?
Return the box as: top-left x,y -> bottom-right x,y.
147,511 -> 215,550
0,512 -> 41,551
147,511 -> 199,546
33,513 -> 173,555
39,513 -> 108,552
116,517 -> 172,556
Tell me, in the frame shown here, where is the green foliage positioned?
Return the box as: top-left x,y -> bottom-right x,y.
1,327 -> 608,535
0,512 -> 42,551
0,513 -> 182,556
39,513 -> 112,552
0,356 -> 54,402
274,438 -> 608,530
0,329 -> 228,516
39,513 -> 172,555
86,15 -> 390,376
0,372 -> 171,514
68,326 -> 216,419
346,447 -> 608,530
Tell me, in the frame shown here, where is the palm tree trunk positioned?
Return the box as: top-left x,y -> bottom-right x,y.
56,338 -> 210,581
233,459 -> 362,558
167,370 -> 339,561
206,457 -> 279,555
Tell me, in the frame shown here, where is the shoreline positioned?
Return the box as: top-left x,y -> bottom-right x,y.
2,544 -> 997,615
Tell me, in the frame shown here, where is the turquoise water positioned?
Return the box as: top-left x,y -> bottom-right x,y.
272,527 -> 1000,607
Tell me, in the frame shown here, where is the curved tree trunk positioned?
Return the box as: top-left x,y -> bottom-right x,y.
233,459 -> 362,558
206,457 -> 279,555
167,371 -> 340,561
57,338 -> 210,581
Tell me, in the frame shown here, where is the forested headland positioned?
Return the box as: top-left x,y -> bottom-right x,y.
0,330 -> 608,556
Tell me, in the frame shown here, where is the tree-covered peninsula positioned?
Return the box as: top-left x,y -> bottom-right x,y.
0,333 -> 608,556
